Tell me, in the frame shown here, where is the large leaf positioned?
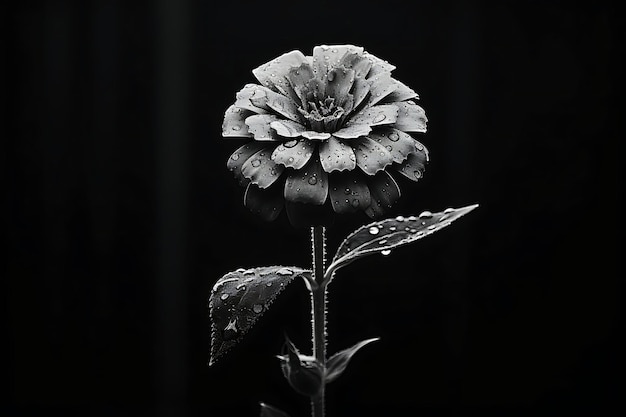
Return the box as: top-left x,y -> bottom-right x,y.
259,403 -> 290,417
209,266 -> 311,365
325,337 -> 379,383
330,204 -> 479,271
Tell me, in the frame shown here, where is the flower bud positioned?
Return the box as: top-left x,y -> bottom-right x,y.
277,337 -> 323,396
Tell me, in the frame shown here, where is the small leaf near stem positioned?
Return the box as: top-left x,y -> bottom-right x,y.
324,204 -> 479,282
325,338 -> 380,383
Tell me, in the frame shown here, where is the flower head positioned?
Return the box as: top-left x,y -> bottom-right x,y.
223,45 -> 428,222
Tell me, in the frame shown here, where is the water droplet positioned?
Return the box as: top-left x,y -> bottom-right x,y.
408,215 -> 418,221
379,239 -> 387,245
251,159 -> 261,167
381,249 -> 392,256
231,125 -> 241,131
328,72 -> 335,82
368,226 -> 380,235
388,132 -> 399,141
308,177 -> 318,185
288,157 -> 294,163
389,226 -> 396,231
344,187 -> 351,195
395,216 -> 405,221
270,168 -> 277,176
351,199 -> 360,207
416,143 -> 424,151
419,211 -> 433,218
253,304 -> 263,314
410,228 -> 418,233
427,225 -> 437,231
266,282 -> 273,287
276,267 -> 293,276
284,139 -> 298,148
222,318 -> 239,341
373,113 -> 386,123
386,145 -> 393,151
380,152 -> 386,156
231,153 -> 240,161
444,208 -> 455,214
220,293 -> 230,300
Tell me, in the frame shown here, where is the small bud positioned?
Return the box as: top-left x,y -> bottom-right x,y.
277,336 -> 323,396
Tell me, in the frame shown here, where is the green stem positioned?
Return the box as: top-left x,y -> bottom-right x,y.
310,226 -> 327,417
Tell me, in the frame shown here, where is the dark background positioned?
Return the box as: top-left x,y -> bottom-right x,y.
4,0 -> 622,416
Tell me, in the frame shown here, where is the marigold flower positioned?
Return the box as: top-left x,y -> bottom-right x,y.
223,45 -> 428,222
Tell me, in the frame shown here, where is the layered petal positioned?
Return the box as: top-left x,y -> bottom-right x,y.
241,147 -> 284,188
368,127 -> 417,163
319,136 -> 357,173
326,67 -> 355,107
271,138 -> 315,170
227,142 -> 268,185
270,120 -> 307,138
352,137 -> 394,175
244,183 -> 284,221
333,123 -> 372,139
245,114 -> 280,141
348,104 -> 399,129
366,73 -> 399,107
287,62 -> 316,110
222,105 -> 253,138
235,84 -> 271,114
252,50 -> 307,92
284,158 -> 328,205
312,45 -> 363,79
395,148 -> 429,182
393,101 -> 428,132
329,171 -> 371,213
364,171 -> 401,218
382,80 -> 418,103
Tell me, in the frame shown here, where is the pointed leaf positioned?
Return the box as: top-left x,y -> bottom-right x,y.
209,266 -> 312,365
331,204 -> 479,270
260,403 -> 290,417
326,338 -> 380,383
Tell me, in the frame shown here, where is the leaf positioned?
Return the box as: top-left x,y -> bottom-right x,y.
259,403 -> 291,417
209,266 -> 312,366
330,204 -> 479,271
326,338 -> 380,383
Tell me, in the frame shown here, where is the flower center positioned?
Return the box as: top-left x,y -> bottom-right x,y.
298,96 -> 346,133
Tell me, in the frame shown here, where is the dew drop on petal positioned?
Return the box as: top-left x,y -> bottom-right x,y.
231,153 -> 240,161
386,145 -> 393,151
373,113 -> 386,123
308,177 -> 318,185
284,139 -> 298,148
344,187 -> 351,195
231,125 -> 241,131
251,159 -> 261,167
351,199 -> 360,208
368,226 -> 380,235
381,249 -> 392,256
266,282 -> 273,287
328,72 -> 335,82
388,132 -> 399,141
220,293 -> 230,301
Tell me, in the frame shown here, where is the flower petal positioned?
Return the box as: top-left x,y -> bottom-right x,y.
333,123 -> 372,139
351,77 -> 371,110
245,114 -> 280,141
329,171 -> 371,214
244,183 -> 284,222
382,80 -> 418,103
271,138 -> 315,169
287,62 -> 316,110
312,45 -> 363,78
284,158 -> 328,205
326,67 -> 355,108
301,131 -> 331,141
241,147 -> 284,189
235,84 -> 271,114
270,120 -> 306,138
349,104 -> 399,128
319,135 -> 357,173
393,101 -> 428,133
394,148 -> 428,182
227,142 -> 268,186
252,50 -> 308,92
264,91 -> 303,123
222,105 -> 253,138
352,137 -> 394,175
367,127 -> 417,163
366,73 -> 399,107
364,171 -> 401,218
339,52 -> 372,78
364,52 -> 396,78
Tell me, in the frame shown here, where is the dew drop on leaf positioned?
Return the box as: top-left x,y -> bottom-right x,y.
395,216 -> 405,221
419,211 -> 433,218
368,226 -> 380,235
381,249 -> 392,256
276,267 -> 293,276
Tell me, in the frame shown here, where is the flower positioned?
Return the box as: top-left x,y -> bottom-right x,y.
223,45 -> 428,222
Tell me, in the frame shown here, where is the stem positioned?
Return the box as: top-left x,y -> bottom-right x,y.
310,226 -> 327,417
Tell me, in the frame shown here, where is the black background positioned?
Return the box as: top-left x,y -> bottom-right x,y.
4,1 -> 623,416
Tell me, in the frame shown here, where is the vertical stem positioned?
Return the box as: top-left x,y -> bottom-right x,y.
310,226 -> 327,417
